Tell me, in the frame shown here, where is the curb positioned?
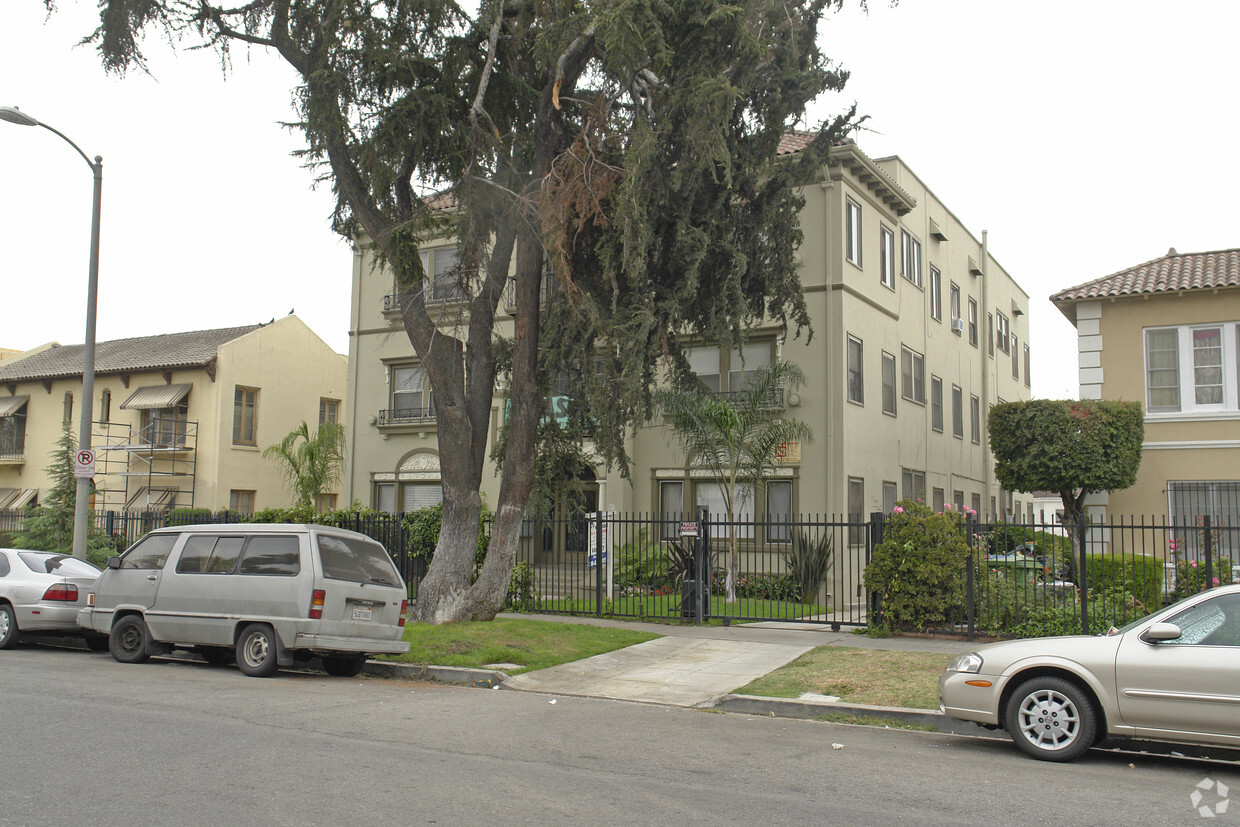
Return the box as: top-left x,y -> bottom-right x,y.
362,659 -> 509,688
707,693 -> 996,735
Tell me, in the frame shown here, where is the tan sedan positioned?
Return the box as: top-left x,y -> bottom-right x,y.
939,583 -> 1240,761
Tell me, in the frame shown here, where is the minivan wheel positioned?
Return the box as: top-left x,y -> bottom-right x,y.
0,603 -> 20,650
1004,676 -> 1097,762
323,655 -> 367,678
110,616 -> 151,664
236,624 -> 279,677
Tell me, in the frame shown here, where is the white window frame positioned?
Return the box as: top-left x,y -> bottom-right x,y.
949,282 -> 962,333
879,226 -> 895,289
952,384 -> 964,439
847,335 -> 864,405
900,230 -> 922,288
930,376 -> 943,432
900,346 -> 925,405
1145,323 -> 1240,416
845,198 -> 862,267
929,267 -> 942,321
968,298 -> 979,347
996,312 -> 1011,354
881,351 -> 897,416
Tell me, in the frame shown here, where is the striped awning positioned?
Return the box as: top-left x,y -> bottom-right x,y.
120,383 -> 192,411
10,488 -> 37,509
125,487 -> 180,510
0,395 -> 28,417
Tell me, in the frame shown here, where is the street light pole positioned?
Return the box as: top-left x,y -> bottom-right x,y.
1,106 -> 102,561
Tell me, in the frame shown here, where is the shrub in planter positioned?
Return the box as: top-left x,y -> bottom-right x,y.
864,501 -> 970,631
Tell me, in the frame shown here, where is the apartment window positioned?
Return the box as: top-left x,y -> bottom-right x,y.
988,313 -> 995,357
403,482 -> 444,512
972,493 -> 982,516
900,346 -> 925,404
660,481 -> 685,539
229,490 -> 256,514
319,398 -> 340,425
233,387 -> 258,445
968,299 -> 979,347
932,487 -> 945,512
881,351 -> 897,415
1023,345 -> 1032,388
727,342 -> 772,394
767,480 -> 793,543
686,346 -> 721,393
845,198 -> 862,266
1169,481 -> 1240,556
952,384 -> 964,439
882,481 -> 898,513
954,490 -> 965,511
996,312 -> 1011,354
949,283 -> 961,333
929,267 -> 942,321
900,230 -> 922,287
144,400 -> 189,448
0,400 -> 28,459
392,366 -> 431,417
880,226 -> 895,289
847,477 -> 864,544
970,394 -> 981,444
901,469 -> 926,504
1145,324 -> 1240,413
375,482 -> 396,513
847,335 -> 864,405
421,246 -> 464,302
697,481 -> 754,538
63,392 -> 73,426
931,376 -> 943,432
99,389 -> 111,422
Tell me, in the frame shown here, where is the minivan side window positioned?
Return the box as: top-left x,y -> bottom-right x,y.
316,534 -> 400,586
121,534 -> 179,569
238,535 -> 301,576
0,554 -> 9,577
176,536 -> 245,574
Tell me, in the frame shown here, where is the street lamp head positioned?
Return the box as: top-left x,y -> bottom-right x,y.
0,106 -> 40,127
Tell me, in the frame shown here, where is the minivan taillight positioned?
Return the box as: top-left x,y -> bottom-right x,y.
42,584 -> 78,602
309,589 -> 325,619
398,599 -> 408,627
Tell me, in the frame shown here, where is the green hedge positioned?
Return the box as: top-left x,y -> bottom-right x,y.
1082,552 -> 1162,616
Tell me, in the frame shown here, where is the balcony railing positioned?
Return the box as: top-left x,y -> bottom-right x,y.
0,433 -> 25,461
378,407 -> 437,426
712,388 -> 785,409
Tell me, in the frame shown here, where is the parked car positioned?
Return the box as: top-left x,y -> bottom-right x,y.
0,549 -> 107,651
939,583 -> 1240,761
78,524 -> 411,677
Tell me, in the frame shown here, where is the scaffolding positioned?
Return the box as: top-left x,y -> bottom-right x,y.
93,419 -> 198,513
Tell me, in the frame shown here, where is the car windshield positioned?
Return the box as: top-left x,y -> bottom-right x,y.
17,552 -> 100,577
1106,589 -> 1219,636
315,533 -> 401,586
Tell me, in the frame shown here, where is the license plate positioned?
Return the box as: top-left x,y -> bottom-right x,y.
352,605 -> 373,621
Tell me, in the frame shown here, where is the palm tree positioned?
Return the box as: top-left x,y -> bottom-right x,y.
653,361 -> 812,602
263,421 -> 346,510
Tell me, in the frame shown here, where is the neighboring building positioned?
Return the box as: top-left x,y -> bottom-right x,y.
344,139 -> 1033,600
1051,248 -> 1240,538
0,316 -> 347,513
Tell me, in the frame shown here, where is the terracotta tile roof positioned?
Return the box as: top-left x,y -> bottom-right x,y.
777,132 -> 817,155
1051,248 -> 1240,304
0,325 -> 262,383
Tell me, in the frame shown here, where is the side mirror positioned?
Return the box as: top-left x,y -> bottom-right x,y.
106,556 -> 123,570
1144,622 -> 1183,643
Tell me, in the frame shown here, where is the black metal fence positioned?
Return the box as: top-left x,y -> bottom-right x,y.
2,506 -> 1236,640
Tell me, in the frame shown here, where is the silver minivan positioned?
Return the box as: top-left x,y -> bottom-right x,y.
78,523 -> 411,677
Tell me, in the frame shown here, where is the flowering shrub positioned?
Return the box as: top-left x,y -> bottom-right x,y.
864,500 -> 970,631
709,572 -> 799,601
1170,557 -> 1235,600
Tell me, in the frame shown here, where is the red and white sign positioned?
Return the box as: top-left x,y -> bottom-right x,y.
74,449 -> 96,479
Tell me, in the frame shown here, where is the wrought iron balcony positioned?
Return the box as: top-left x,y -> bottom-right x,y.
378,407 -> 437,426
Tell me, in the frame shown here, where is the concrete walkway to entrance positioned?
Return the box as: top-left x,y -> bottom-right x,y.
498,614 -> 976,708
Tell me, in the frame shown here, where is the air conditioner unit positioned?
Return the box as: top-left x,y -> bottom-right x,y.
951,318 -> 966,333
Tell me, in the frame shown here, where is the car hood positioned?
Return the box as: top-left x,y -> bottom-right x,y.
970,633 -> 1123,673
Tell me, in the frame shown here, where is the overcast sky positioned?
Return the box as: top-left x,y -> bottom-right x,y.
3,1 -> 1238,400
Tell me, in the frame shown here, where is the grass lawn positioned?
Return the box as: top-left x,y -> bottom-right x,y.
379,618 -> 658,674
735,646 -> 954,710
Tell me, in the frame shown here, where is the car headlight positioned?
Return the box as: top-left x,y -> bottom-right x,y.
947,652 -> 983,674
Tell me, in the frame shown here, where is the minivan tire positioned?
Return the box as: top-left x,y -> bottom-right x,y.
110,615 -> 151,664
323,655 -> 367,677
236,624 -> 279,677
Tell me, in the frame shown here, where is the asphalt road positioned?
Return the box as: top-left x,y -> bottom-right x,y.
2,644 -> 1237,826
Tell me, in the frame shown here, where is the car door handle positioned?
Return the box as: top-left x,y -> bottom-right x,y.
146,575 -> 158,582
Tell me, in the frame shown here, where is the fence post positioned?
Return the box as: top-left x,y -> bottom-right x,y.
697,506 -> 711,625
595,509 -> 604,618
868,511 -> 884,626
1077,518 -> 1089,634
965,514 -> 976,643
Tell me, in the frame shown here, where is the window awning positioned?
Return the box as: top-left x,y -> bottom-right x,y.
0,488 -> 17,509
10,488 -> 37,509
0,395 -> 29,417
120,384 -> 192,411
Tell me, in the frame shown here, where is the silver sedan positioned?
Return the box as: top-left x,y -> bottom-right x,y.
939,583 -> 1240,761
0,549 -> 106,651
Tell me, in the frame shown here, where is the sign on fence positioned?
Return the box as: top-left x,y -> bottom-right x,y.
679,521 -> 699,537
587,514 -> 612,568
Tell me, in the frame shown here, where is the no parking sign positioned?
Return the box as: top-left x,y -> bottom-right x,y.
74,449 -> 95,479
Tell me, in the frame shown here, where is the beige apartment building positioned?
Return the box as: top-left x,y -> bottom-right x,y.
0,316 -> 347,513
343,140 -> 1033,549
1051,248 -> 1240,535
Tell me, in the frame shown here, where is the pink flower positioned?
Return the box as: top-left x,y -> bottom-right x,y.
892,505 -> 904,514
1191,561 -> 1198,568
1213,578 -> 1220,587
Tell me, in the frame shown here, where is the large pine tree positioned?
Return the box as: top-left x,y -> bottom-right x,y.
78,0 -> 863,621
